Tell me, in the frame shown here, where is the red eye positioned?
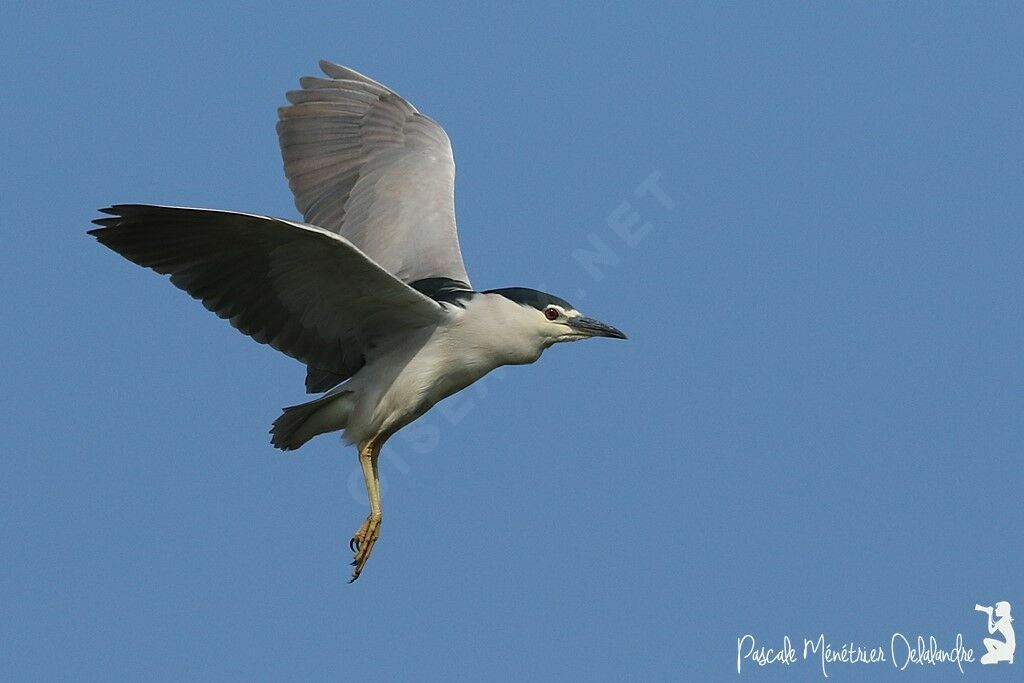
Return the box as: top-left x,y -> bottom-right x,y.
544,307 -> 559,320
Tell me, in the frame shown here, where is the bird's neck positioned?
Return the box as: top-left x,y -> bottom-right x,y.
455,293 -> 547,367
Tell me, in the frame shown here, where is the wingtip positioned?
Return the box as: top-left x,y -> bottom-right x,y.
90,205 -> 147,232
90,207 -> 122,232
318,59 -> 350,79
316,59 -> 390,92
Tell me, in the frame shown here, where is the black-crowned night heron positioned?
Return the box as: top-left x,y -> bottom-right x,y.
89,60 -> 626,581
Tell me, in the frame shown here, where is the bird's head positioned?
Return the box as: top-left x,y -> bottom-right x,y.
486,287 -> 627,346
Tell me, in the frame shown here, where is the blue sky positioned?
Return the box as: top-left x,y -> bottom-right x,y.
2,2 -> 1022,680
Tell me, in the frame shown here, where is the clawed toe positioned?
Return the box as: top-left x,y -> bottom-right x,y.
348,514 -> 382,582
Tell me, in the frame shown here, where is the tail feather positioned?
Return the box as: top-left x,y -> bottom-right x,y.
270,391 -> 350,450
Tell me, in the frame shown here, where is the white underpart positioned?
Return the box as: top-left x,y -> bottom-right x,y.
301,293 -> 559,445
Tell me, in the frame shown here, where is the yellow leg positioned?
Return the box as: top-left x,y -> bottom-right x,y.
349,435 -> 385,582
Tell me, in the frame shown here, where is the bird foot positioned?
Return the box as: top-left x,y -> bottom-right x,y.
348,514 -> 382,582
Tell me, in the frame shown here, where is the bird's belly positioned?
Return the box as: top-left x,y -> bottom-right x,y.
369,347 -> 496,437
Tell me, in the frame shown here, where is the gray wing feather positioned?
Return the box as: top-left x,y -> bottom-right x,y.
276,60 -> 471,287
89,205 -> 445,384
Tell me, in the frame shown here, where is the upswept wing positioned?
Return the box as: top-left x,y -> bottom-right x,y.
277,60 -> 471,287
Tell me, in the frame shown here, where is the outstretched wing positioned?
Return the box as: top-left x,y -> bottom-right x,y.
89,205 -> 446,385
276,60 -> 471,287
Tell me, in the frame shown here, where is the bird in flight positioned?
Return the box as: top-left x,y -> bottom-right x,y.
89,60 -> 626,581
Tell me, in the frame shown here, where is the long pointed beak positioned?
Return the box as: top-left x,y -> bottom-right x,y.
566,316 -> 627,339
